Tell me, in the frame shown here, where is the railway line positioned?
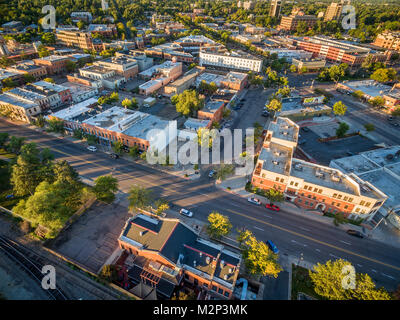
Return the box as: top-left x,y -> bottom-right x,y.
0,235 -> 128,300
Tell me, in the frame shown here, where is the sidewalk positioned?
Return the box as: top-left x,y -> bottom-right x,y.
216,174 -> 400,249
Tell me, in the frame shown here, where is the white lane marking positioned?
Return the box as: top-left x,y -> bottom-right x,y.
315,248 -> 321,252
381,273 -> 395,280
198,192 -> 211,197
357,264 -> 363,268
253,226 -> 264,231
291,240 -> 308,247
300,227 -> 310,231
340,240 -> 351,245
264,215 -> 273,219
371,269 -> 377,273
329,254 -> 340,259
229,202 -> 241,208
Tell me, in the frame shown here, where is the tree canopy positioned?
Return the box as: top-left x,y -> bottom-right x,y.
206,212 -> 232,239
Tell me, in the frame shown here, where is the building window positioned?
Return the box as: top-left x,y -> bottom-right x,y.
333,193 -> 337,198
295,183 -> 299,187
218,288 -> 223,295
194,279 -> 198,286
224,291 -> 229,297
280,178 -> 284,183
275,177 -> 280,182
360,200 -> 365,206
212,285 -> 217,292
290,181 -> 294,186
185,274 -> 189,279
365,202 -> 371,207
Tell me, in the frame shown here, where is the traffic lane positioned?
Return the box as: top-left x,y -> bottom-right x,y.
2,120 -> 400,285
244,221 -> 400,290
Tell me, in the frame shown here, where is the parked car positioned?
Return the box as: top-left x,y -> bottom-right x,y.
247,197 -> 261,205
265,203 -> 280,211
266,240 -> 279,254
110,153 -> 119,159
262,110 -> 270,117
301,127 -> 310,132
87,146 -> 97,152
208,169 -> 216,178
179,208 -> 194,218
346,229 -> 364,238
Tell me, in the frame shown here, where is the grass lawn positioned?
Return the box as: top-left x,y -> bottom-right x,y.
291,264 -> 323,300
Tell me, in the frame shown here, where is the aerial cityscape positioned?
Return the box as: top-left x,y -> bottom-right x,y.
1,0 -> 400,307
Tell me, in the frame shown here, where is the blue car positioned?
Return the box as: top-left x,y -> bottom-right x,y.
266,240 -> 279,254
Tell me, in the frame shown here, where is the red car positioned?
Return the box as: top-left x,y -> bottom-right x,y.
265,203 -> 280,212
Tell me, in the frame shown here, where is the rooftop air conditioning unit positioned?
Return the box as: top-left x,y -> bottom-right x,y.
220,260 -> 225,268
224,275 -> 228,280
273,160 -> 279,165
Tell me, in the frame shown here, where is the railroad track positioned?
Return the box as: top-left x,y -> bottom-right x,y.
0,235 -> 127,300
0,235 -> 68,300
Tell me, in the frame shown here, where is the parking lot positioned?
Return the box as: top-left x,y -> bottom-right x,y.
298,129 -> 378,165
49,200 -> 131,273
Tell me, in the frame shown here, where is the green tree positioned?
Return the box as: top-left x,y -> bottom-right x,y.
351,90 -> 364,99
0,132 -> 9,148
23,74 -> 35,83
38,45 -> 51,58
129,145 -> 140,158
46,118 -> 64,134
112,141 -> 124,155
173,90 -> 204,116
237,230 -> 282,278
266,98 -> 282,112
309,259 -> 391,300
336,122 -> 350,138
215,164 -> 234,181
41,32 -> 56,45
332,101 -> 347,116
264,188 -> 284,205
7,136 -> 25,154
100,264 -> 118,282
364,123 -> 375,132
369,96 -> 385,108
128,185 -> 153,211
122,98 -> 133,109
371,68 -> 397,83
289,64 -> 297,73
206,212 -> 232,239
93,175 -> 119,203
154,198 -> 169,216
65,60 -> 77,72
43,77 -> 55,84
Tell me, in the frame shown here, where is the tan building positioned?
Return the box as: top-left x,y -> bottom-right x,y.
33,55 -> 69,75
95,56 -> 139,80
251,117 -> 387,221
7,61 -> 47,80
163,66 -> 204,96
292,57 -> 326,71
269,0 -> 282,18
324,1 -> 344,22
56,30 -> 100,51
278,11 -> 317,31
373,32 -> 400,52
0,93 -> 42,122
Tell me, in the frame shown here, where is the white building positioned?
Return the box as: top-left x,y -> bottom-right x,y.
199,50 -> 262,73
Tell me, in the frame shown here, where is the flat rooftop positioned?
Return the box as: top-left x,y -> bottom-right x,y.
203,100 -> 224,114
32,81 -> 68,93
0,93 -> 38,110
60,81 -> 96,94
223,71 -> 247,83
139,61 -> 181,78
184,117 -> 210,130
195,72 -> 226,87
341,80 -> 395,98
268,117 -> 299,144
49,97 -> 99,121
259,142 -> 292,176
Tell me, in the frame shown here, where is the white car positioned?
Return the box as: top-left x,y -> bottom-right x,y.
87,146 -> 97,152
179,208 -> 194,218
247,197 -> 261,205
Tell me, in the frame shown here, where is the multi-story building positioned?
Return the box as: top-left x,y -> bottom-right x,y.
269,0 -> 282,18
163,66 -> 204,96
198,100 -> 225,124
0,94 -> 41,122
295,36 -> 388,67
6,61 -> 47,80
278,11 -> 317,31
79,65 -> 126,90
87,24 -> 118,38
51,105 -> 177,153
251,117 -> 387,221
95,56 -> 139,80
292,57 -> 326,71
324,1 -> 344,22
59,81 -> 98,103
33,55 -> 69,75
71,12 -> 93,23
118,213 -> 241,300
56,30 -> 99,51
373,32 -> 400,52
116,51 -> 154,72
220,71 -> 248,91
199,49 -> 263,73
30,81 -> 72,106
138,61 -> 183,96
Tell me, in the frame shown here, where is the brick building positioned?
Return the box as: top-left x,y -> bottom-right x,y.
373,32 -> 400,52
118,214 -> 241,300
33,55 -> 70,75
197,100 -> 225,124
278,11 -> 317,32
251,117 -> 387,221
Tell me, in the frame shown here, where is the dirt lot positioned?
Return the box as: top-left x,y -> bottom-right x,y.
48,200 -> 131,274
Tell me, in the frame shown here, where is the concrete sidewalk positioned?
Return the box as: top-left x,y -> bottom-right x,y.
216,174 -> 400,249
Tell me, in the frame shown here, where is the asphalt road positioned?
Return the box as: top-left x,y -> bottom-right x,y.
1,119 -> 400,291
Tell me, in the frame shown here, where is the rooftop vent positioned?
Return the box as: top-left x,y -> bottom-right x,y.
294,163 -> 303,171
206,256 -> 211,264
331,174 -> 340,182
139,231 -> 145,236
272,160 -> 280,165
224,275 -> 228,280
220,260 -> 225,268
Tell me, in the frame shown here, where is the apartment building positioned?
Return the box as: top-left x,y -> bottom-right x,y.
295,36 -> 388,67
251,117 -> 387,221
278,11 -> 317,31
56,30 -> 101,51
95,56 -> 139,80
118,214 -> 241,300
199,49 -> 263,73
51,104 -> 177,153
33,55 -> 70,75
324,1 -> 344,22
373,32 -> 400,52
269,0 -> 282,18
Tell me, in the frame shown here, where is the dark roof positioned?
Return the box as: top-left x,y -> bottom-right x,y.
213,251 -> 240,284
160,222 -> 198,263
130,282 -> 158,300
